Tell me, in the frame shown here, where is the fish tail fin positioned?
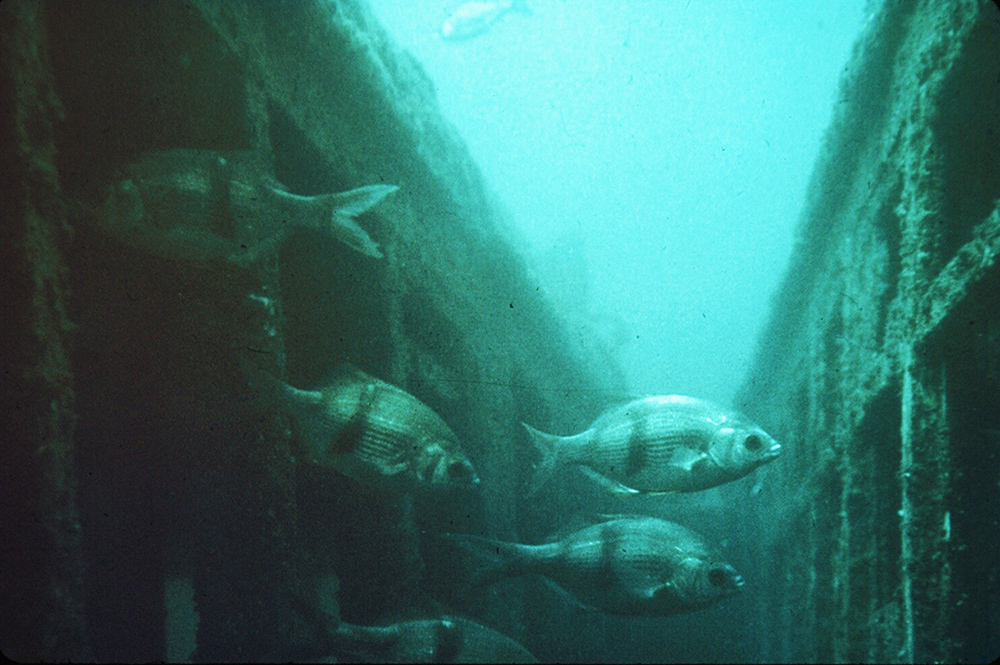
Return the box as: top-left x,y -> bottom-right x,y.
265,183 -> 397,259
327,184 -> 399,259
329,183 -> 400,218
440,533 -> 534,589
523,422 -> 564,495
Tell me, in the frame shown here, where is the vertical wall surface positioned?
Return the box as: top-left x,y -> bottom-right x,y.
0,2 -> 90,661
733,0 -> 1000,662
1,0 -> 623,661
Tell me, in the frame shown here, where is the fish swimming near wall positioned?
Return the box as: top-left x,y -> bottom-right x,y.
252,364 -> 480,494
524,395 -> 781,495
328,617 -> 539,664
440,1 -> 530,41
445,515 -> 743,616
100,149 -> 396,264
284,590 -> 537,664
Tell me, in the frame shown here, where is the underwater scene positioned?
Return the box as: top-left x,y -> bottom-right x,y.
1,1 -> 998,663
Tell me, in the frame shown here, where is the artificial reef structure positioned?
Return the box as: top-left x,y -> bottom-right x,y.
0,1 -> 623,661
732,1 -> 1000,662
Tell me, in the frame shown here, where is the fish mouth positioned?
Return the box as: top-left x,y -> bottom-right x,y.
734,575 -> 746,588
764,442 -> 782,460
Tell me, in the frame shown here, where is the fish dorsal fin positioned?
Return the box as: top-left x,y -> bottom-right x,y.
579,467 -> 642,495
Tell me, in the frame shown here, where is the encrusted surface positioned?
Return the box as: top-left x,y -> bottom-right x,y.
734,0 -> 1000,661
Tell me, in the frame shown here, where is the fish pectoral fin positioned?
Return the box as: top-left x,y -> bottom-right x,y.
371,458 -> 410,477
669,447 -> 707,473
650,581 -> 675,599
579,467 -> 641,495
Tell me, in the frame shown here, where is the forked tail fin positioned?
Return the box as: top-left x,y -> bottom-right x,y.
266,183 -> 398,259
522,422 -> 563,496
327,184 -> 399,259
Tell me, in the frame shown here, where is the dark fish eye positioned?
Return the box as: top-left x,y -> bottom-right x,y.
447,460 -> 471,478
744,434 -> 763,452
708,567 -> 729,587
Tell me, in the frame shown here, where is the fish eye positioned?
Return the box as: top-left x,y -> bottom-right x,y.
708,567 -> 729,587
744,435 -> 763,452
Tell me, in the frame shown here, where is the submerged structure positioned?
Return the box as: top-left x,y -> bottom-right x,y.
733,1 -> 1000,662
2,0 -> 998,663
0,1 -> 622,661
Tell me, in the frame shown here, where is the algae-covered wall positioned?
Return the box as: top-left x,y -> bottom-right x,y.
732,1 -> 1000,662
0,0 -> 623,661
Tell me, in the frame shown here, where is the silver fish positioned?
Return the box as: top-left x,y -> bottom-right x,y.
447,515 -> 743,616
330,617 -> 538,664
100,149 -> 396,264
440,1 -> 530,41
256,365 -> 480,493
524,395 -> 781,495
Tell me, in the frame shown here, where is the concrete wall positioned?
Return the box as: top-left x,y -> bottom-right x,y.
0,1 -> 623,661
733,1 -> 1000,662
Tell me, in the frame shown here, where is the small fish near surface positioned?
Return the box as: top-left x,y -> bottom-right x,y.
524,395 -> 781,495
440,0 -> 530,41
445,515 -> 744,616
329,617 -> 538,664
99,149 -> 397,265
252,364 -> 480,494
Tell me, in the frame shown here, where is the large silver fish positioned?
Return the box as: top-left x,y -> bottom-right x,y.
256,365 -> 480,494
329,616 -> 538,664
524,395 -> 781,495
100,149 -> 396,264
447,515 -> 743,616
440,1 -> 530,41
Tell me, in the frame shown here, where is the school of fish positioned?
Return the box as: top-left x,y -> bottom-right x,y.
91,59 -> 784,656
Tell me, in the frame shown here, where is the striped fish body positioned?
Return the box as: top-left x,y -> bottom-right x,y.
333,617 -> 538,663
457,516 -> 743,616
100,149 -> 394,264
274,366 -> 479,494
525,395 -> 781,494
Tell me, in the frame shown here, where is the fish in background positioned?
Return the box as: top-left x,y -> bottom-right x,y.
524,395 -> 781,495
445,515 -> 743,616
284,591 -> 537,664
440,1 -> 530,41
328,617 -> 538,664
99,149 -> 396,264
251,364 -> 480,494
